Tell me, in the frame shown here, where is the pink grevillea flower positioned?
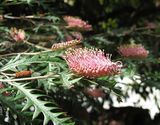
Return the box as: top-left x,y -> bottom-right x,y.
118,44 -> 149,59
144,21 -> 157,29
65,32 -> 83,41
10,27 -> 25,42
64,48 -> 122,78
51,39 -> 81,51
63,16 -> 92,31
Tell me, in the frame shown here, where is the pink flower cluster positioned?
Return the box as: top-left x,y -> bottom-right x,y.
10,27 -> 25,42
51,39 -> 81,51
63,16 -> 92,31
118,44 -> 149,59
64,48 -> 122,78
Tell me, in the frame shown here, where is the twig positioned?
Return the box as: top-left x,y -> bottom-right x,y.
0,50 -> 52,57
4,14 -> 26,20
24,40 -> 51,51
3,14 -> 36,24
3,14 -> 52,21
0,73 -> 56,82
0,52 -> 38,57
0,72 -> 15,77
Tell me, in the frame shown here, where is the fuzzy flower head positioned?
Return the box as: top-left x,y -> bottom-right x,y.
63,16 -> 92,31
118,44 -> 149,59
10,27 -> 25,42
51,39 -> 81,51
64,48 -> 122,78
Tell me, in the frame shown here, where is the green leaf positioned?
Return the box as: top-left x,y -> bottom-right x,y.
7,82 -> 74,125
60,73 -> 82,88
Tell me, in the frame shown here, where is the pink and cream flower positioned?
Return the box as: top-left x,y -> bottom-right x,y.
10,27 -> 25,42
64,48 -> 122,78
63,16 -> 92,31
118,44 -> 149,59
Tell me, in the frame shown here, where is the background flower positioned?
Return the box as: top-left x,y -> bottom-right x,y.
84,88 -> 105,98
118,44 -> 149,59
63,16 -> 92,31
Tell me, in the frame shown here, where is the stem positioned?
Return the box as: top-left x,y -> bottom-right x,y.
0,72 -> 15,77
24,40 -> 51,51
0,73 -> 56,82
3,14 -> 51,20
3,14 -> 36,24
0,50 -> 52,57
4,14 -> 23,20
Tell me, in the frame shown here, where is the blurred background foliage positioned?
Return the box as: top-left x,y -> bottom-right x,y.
0,0 -> 160,125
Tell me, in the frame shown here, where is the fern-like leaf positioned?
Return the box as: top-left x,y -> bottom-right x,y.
7,82 -> 74,125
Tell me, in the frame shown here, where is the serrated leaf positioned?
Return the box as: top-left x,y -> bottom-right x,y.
61,73 -> 82,87
6,82 -> 74,125
43,115 -> 49,125
14,90 -> 24,100
32,106 -> 40,120
22,98 -> 32,111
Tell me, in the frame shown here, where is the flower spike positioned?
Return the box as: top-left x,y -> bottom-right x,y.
64,48 -> 122,78
51,39 -> 81,51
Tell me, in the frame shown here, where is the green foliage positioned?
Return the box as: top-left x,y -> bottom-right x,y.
0,0 -> 160,125
13,82 -> 74,125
